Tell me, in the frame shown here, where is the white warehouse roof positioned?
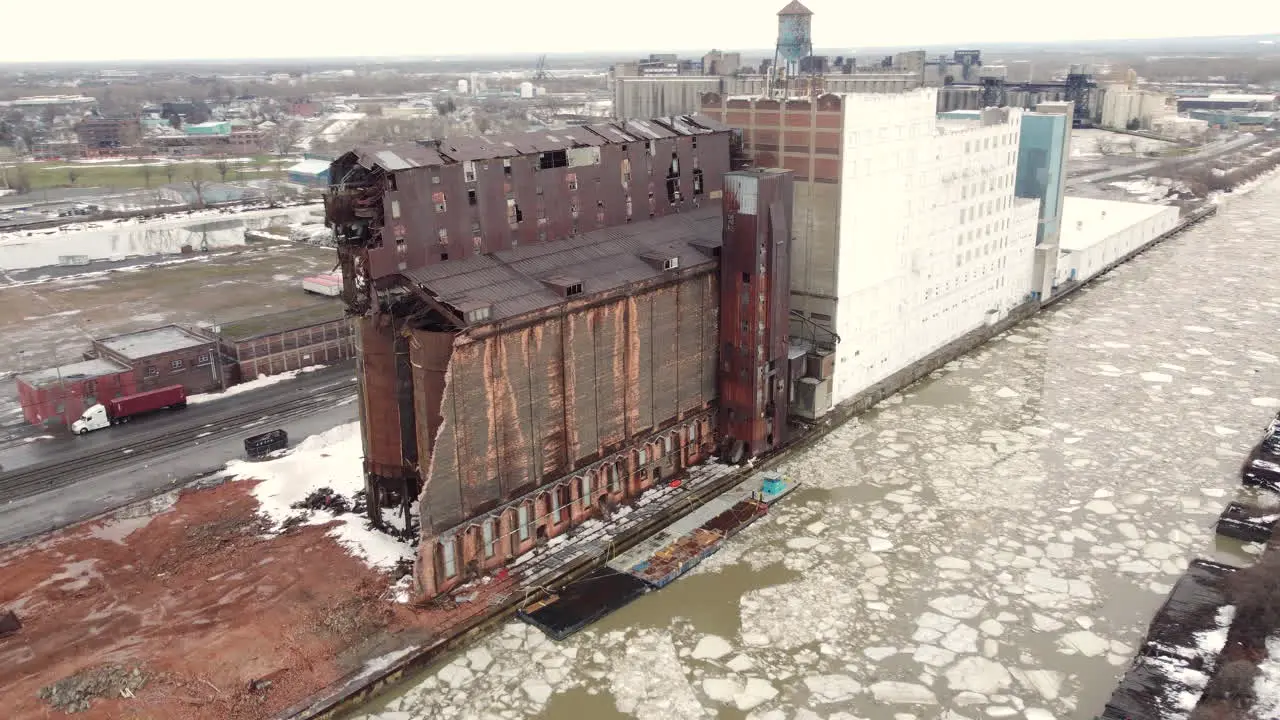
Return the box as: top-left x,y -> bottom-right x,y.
1060,196 -> 1178,252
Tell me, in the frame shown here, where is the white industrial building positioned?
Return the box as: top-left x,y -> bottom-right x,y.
1100,83 -> 1171,130
1150,114 -> 1210,141
1055,197 -> 1181,286
829,89 -> 1040,405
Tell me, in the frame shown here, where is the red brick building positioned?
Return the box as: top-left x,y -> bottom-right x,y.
15,358 -> 136,427
92,325 -> 223,396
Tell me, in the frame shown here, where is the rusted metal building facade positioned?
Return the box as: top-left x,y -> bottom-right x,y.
719,169 -> 795,460
325,117 -> 733,527
405,210 -> 725,597
324,118 -> 804,600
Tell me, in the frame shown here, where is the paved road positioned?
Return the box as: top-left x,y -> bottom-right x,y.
0,360 -> 357,470
0,388 -> 360,545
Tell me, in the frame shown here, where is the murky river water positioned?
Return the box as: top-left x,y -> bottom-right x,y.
357,177 -> 1280,720
0,206 -> 316,271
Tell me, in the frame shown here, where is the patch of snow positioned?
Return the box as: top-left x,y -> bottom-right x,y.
227,421 -> 412,570
189,365 -> 325,404
944,657 -> 1012,695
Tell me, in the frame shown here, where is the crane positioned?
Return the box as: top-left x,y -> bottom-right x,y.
533,54 -> 554,82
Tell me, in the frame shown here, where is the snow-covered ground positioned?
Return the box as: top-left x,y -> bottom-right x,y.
1072,129 -> 1176,158
225,421 -> 412,570
352,176 -> 1280,718
188,365 -> 323,405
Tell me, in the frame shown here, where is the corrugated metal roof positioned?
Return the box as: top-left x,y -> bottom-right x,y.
404,206 -> 723,325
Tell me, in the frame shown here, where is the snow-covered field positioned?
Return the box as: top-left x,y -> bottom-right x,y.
225,421 -> 412,570
353,178 -> 1280,718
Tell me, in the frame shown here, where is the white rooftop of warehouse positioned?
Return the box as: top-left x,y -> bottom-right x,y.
96,325 -> 210,359
16,358 -> 129,388
1060,196 -> 1177,252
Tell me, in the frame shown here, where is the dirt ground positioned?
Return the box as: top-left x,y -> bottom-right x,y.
0,240 -> 339,422
0,479 -> 515,720
0,481 -> 401,720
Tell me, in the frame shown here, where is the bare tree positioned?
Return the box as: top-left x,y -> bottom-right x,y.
214,155 -> 231,182
189,163 -> 208,207
67,168 -> 79,185
140,164 -> 153,188
163,163 -> 176,184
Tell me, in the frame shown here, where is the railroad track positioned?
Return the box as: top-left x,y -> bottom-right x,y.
0,384 -> 357,505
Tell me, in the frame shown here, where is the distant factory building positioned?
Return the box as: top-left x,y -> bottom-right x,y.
1176,94 -> 1277,113
1100,75 -> 1171,130
287,158 -> 331,187
703,88 -> 1041,410
702,50 -> 742,76
15,359 -> 135,428
75,116 -> 141,154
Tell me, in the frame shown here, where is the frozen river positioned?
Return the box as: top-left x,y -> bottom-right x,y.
356,177 -> 1280,720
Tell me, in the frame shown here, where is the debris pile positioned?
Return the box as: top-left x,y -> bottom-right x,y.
291,487 -> 351,515
38,665 -> 147,714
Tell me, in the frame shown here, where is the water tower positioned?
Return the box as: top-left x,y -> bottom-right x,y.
772,1 -> 814,98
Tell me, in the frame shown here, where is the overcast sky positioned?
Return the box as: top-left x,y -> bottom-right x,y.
4,0 -> 1276,63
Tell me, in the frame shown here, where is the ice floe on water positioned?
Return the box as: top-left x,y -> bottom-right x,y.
369,177 -> 1280,720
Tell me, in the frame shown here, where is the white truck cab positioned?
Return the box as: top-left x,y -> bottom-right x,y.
71,404 -> 111,435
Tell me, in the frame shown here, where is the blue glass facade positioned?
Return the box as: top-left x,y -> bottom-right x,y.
1015,112 -> 1069,246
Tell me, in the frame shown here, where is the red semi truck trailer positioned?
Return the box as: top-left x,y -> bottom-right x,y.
71,385 -> 188,435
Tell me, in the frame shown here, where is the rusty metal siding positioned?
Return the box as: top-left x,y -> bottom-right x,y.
447,340 -> 491,516
409,330 -> 452,460
497,330 -> 534,497
358,317 -> 405,472
632,292 -> 654,433
531,318 -> 567,484
700,272 -> 719,404
718,169 -> 795,456
593,303 -> 626,454
651,285 -> 679,425
566,311 -> 597,464
676,275 -> 705,413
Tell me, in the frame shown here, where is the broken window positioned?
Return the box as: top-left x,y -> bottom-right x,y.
437,228 -> 448,244
467,189 -> 477,205
387,174 -> 397,191
441,538 -> 457,578
518,505 -> 530,541
390,199 -> 401,219
621,158 -> 632,185
624,195 -> 632,219
463,160 -> 477,183
567,173 -> 578,191
482,521 -> 495,557
538,150 -> 568,170
666,177 -> 680,204
432,175 -> 441,185
693,169 -> 704,195
472,235 -> 483,253
503,159 -> 512,175
668,151 -> 679,177
570,204 -> 579,219
636,447 -> 648,466
579,475 -> 590,509
608,463 -> 620,493
433,192 -> 447,213
440,252 -> 449,261
565,282 -> 582,296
